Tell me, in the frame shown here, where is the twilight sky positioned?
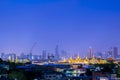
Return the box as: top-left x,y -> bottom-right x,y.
0,0 -> 120,56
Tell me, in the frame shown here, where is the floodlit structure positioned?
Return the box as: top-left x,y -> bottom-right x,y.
61,55 -> 107,64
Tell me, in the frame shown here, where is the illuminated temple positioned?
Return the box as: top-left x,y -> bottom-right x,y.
61,55 -> 107,64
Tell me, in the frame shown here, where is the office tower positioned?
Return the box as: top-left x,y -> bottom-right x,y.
42,50 -> 47,60
12,54 -> 16,62
108,47 -> 119,59
20,53 -> 25,59
8,53 -> 16,62
113,47 -> 118,59
55,45 -> 60,60
88,47 -> 93,58
48,53 -> 53,62
0,53 -> 4,59
105,51 -> 110,59
108,48 -> 113,57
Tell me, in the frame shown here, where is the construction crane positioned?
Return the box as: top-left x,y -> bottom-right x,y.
28,42 -> 37,61
30,42 -> 37,54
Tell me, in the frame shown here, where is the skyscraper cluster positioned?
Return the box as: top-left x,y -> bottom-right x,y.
96,47 -> 120,59
0,46 -> 119,62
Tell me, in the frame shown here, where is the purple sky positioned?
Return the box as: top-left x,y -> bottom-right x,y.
0,0 -> 120,56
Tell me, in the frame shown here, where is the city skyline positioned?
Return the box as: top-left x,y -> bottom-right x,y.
0,0 -> 120,55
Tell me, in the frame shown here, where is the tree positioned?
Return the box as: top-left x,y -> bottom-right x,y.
116,68 -> 120,77
0,58 -> 3,63
0,68 -> 7,74
8,71 -> 26,80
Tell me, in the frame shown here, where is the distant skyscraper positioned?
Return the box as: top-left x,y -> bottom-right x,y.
42,50 -> 47,60
88,47 -> 93,58
8,53 -> 16,62
55,45 -> 60,60
0,53 -> 4,59
108,48 -> 113,57
48,53 -> 54,62
113,47 -> 118,59
108,47 -> 119,59
20,53 -> 25,59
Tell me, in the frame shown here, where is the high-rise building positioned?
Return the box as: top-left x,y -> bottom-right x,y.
42,50 -> 47,60
8,53 -> 16,62
88,47 -> 93,58
0,53 -> 4,59
55,45 -> 60,60
20,53 -> 25,59
108,48 -> 113,57
47,53 -> 54,62
108,47 -> 119,59
113,47 -> 118,59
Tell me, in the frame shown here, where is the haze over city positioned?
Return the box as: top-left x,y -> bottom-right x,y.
0,0 -> 120,56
